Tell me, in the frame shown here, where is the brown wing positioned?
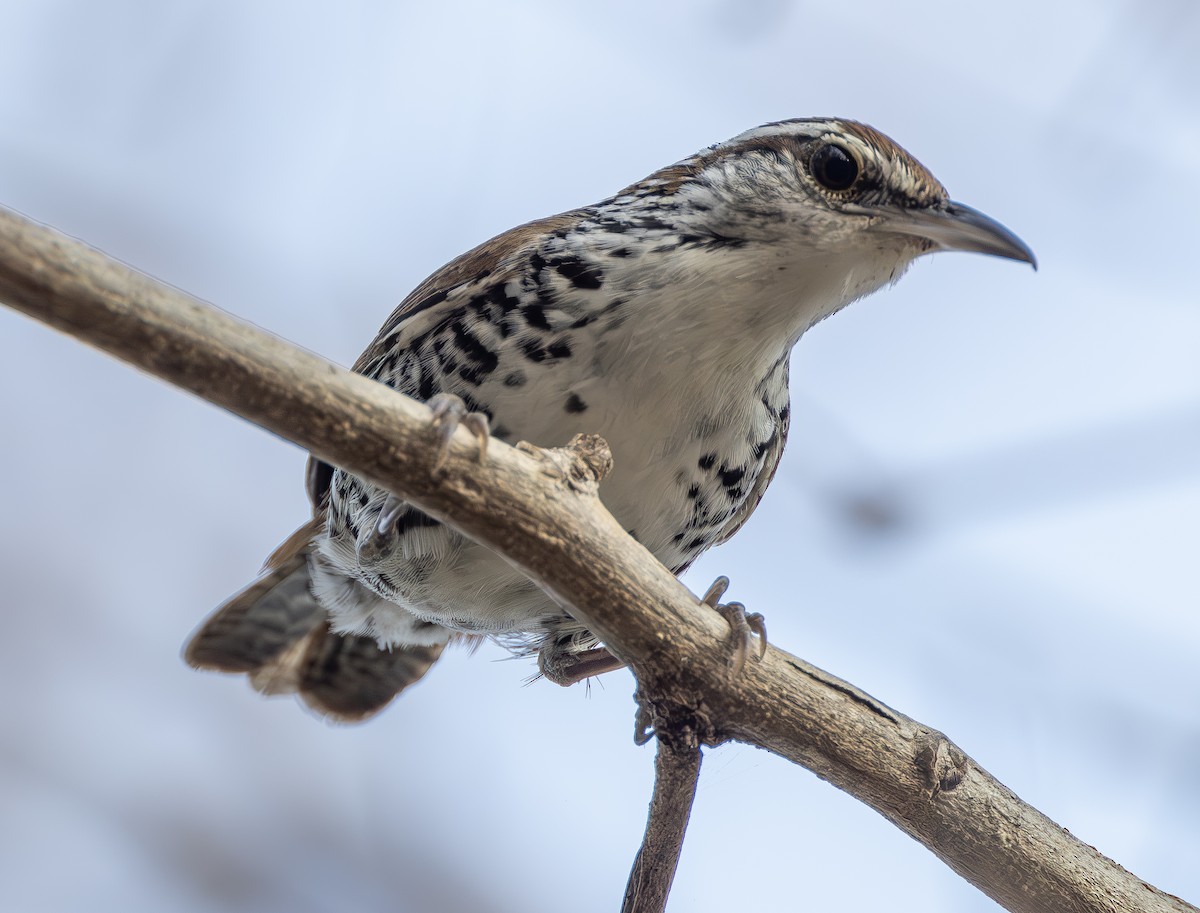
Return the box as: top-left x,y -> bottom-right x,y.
185,520 -> 443,723
194,212 -> 593,717
350,209 -> 583,374
713,405 -> 791,546
295,210 -> 588,503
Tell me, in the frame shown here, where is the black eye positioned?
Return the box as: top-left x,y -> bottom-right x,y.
809,144 -> 859,191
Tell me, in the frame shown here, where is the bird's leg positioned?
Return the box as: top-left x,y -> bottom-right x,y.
538,637 -> 627,686
356,492 -> 408,562
428,392 -> 490,473
359,393 -> 490,562
700,576 -> 767,676
539,578 -> 767,686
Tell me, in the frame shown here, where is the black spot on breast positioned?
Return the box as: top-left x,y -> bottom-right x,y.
519,336 -> 571,364
698,452 -> 716,470
450,321 -> 499,371
609,247 -> 631,258
686,483 -> 700,499
522,303 -> 551,329
752,431 -> 777,460
417,372 -> 435,402
504,371 -> 526,387
552,256 -> 603,290
564,393 -> 588,413
484,284 -> 519,313
520,339 -> 547,363
719,466 -> 745,488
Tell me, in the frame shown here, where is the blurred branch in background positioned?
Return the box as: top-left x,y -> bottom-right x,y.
793,396 -> 1200,545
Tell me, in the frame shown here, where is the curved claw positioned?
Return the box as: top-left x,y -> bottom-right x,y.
700,578 -> 767,676
357,493 -> 406,562
374,494 -> 406,540
461,413 -> 490,463
700,576 -> 730,608
746,612 -> 767,662
428,393 -> 490,472
717,601 -> 753,676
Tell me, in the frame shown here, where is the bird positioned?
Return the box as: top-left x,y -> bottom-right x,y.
185,117 -> 1035,721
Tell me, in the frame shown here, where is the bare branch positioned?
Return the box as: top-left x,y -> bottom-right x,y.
0,205 -> 1193,913
622,697 -> 703,913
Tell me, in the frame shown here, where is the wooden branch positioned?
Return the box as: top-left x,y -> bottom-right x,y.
0,204 -> 1192,913
623,743 -> 699,913
622,698 -> 704,913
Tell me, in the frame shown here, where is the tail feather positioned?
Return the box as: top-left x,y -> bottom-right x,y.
185,520 -> 443,722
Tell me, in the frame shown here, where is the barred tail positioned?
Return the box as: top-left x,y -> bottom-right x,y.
184,520 -> 443,722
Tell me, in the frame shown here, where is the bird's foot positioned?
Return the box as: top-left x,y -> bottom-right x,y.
356,492 -> 408,562
538,637 -> 626,686
357,394 -> 486,561
700,576 -> 767,676
428,393 -> 489,474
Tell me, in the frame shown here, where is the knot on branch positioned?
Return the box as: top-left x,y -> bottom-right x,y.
915,730 -> 969,797
566,432 -> 614,486
516,433 -> 612,495
633,686 -> 723,750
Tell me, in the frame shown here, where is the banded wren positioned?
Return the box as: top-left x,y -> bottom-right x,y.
186,118 -> 1035,720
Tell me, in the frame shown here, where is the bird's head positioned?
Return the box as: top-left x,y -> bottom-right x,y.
603,118 -> 1034,346
636,117 -> 1035,270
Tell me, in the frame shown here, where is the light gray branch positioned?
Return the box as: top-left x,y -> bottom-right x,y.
0,205 -> 1192,913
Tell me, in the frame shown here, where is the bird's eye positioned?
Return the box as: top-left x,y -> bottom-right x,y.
809,144 -> 859,192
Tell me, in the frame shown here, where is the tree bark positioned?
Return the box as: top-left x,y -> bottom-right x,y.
621,700 -> 703,913
0,205 -> 1192,913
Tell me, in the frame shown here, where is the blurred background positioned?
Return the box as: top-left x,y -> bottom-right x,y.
1,1 -> 1197,911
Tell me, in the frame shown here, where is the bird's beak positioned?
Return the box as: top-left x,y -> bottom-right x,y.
870,201 -> 1037,269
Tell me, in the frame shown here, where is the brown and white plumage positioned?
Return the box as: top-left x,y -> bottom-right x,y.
186,118 -> 1034,721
